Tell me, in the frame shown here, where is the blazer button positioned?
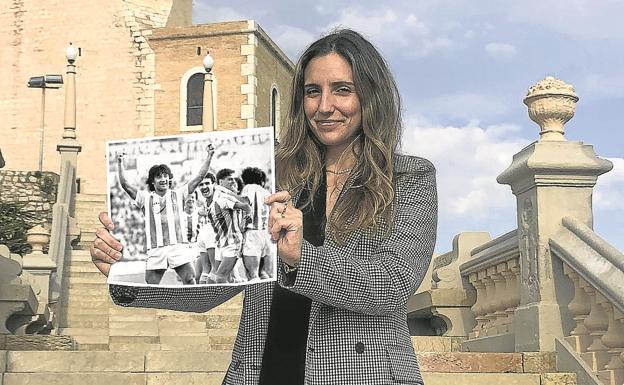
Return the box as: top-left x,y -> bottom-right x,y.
355,342 -> 365,354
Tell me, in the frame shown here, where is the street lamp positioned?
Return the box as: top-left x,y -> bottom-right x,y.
27,74 -> 63,172
202,52 -> 215,131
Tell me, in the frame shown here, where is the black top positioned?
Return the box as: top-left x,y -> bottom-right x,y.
258,181 -> 326,385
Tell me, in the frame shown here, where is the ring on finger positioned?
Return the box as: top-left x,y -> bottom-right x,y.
280,205 -> 287,218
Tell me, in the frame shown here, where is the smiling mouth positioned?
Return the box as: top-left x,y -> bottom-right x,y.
315,120 -> 344,128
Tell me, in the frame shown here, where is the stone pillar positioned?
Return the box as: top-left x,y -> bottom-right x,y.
497,77 -> 613,352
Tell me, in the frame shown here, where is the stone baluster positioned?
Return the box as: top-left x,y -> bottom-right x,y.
500,262 -> 516,332
583,287 -> 610,371
564,267 -> 591,336
504,260 -> 521,331
491,263 -> 509,333
563,266 -> 592,354
469,272 -> 487,338
482,270 -> 496,334
600,301 -> 624,373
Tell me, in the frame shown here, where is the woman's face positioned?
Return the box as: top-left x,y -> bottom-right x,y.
303,52 -> 362,152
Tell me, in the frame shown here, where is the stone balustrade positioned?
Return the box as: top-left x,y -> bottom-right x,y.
407,232 -> 489,337
562,264 -> 624,384
550,216 -> 624,384
459,231 -> 521,351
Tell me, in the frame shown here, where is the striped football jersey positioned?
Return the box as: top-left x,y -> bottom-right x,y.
133,185 -> 190,250
240,183 -> 270,230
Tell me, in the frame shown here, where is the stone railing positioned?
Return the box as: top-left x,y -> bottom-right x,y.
47,160 -> 80,331
459,230 -> 520,351
407,232 -> 489,337
550,216 -> 624,385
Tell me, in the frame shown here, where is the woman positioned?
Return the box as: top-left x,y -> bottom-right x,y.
91,28 -> 437,385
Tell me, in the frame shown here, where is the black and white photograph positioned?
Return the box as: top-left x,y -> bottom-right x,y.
106,127 -> 276,287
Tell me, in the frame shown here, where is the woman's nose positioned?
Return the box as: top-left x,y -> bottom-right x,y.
318,92 -> 335,114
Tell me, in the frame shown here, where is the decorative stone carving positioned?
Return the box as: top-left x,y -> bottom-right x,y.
524,76 -> 578,141
520,198 -> 540,302
26,225 -> 50,254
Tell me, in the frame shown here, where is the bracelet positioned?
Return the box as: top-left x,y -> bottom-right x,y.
283,262 -> 299,274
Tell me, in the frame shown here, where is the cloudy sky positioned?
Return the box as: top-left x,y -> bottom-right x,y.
195,0 -> 623,252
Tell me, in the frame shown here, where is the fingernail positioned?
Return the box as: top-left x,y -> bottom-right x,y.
115,252 -> 122,259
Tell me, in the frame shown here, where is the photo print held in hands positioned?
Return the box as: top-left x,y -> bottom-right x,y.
106,127 -> 276,288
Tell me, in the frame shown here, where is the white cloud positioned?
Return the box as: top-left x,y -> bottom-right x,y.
580,73 -> 624,100
594,157 -> 624,210
271,25 -> 316,59
506,0 -> 624,39
193,5 -> 247,24
484,42 -> 517,59
403,117 -> 529,218
323,7 -> 453,56
411,92 -> 510,122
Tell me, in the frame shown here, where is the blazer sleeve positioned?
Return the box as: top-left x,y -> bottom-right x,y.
278,157 -> 437,316
109,283 -> 244,313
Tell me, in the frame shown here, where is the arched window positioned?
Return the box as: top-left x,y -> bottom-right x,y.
187,73 -> 204,126
270,85 -> 280,139
180,67 -> 217,132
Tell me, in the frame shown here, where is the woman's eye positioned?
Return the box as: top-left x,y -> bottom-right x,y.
336,87 -> 352,94
305,88 -> 319,96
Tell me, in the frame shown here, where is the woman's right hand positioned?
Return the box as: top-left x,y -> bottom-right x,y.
90,212 -> 123,277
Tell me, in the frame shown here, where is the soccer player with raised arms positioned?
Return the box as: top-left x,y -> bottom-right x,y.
116,144 -> 215,285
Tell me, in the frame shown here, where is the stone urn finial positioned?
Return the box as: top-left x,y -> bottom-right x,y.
524,76 -> 579,141
26,225 -> 51,254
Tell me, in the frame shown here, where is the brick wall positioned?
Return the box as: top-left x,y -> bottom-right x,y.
150,22 -> 249,135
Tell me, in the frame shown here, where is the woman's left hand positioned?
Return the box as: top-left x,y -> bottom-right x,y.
265,190 -> 303,267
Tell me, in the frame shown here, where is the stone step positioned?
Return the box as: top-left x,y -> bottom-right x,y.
6,350 -> 232,372
69,250 -> 97,262
75,193 -> 107,203
2,373 -> 226,385
421,372 -> 568,385
58,328 -> 109,337
417,352 -> 522,373
2,350 -> 576,385
64,320 -> 110,329
65,264 -> 104,273
412,336 -> 465,352
62,273 -> 108,283
65,287 -> 110,297
76,343 -> 111,351
62,295 -> 112,305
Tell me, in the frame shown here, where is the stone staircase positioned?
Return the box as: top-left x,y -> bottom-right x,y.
74,193 -> 107,250
1,337 -> 577,385
8,194 -> 574,384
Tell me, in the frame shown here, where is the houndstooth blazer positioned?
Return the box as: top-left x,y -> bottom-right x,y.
109,154 -> 437,385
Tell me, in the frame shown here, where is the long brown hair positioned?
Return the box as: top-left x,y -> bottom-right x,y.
276,29 -> 402,244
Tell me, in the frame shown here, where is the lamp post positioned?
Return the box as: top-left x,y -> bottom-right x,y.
27,74 -> 63,172
56,42 -> 82,173
202,52 -> 215,131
